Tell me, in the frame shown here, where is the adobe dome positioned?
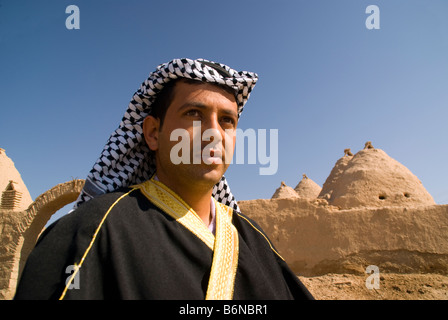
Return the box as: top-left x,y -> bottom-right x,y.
319,154 -> 353,201
318,146 -> 435,209
0,148 -> 33,211
294,174 -> 321,199
271,181 -> 300,199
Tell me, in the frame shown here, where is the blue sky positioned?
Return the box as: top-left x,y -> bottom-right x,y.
1,1 -> 448,225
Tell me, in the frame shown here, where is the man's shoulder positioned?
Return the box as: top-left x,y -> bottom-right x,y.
44,188 -> 141,234
37,188 -> 153,248
232,211 -> 265,234
232,210 -> 285,261
69,187 -> 136,216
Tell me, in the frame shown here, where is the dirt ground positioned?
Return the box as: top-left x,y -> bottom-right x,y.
298,273 -> 448,300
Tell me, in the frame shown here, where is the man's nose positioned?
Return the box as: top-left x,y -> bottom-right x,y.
202,113 -> 220,131
201,114 -> 223,144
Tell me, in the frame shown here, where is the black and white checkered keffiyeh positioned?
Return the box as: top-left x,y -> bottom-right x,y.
73,58 -> 258,212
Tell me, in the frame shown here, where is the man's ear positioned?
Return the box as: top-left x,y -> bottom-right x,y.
143,115 -> 160,151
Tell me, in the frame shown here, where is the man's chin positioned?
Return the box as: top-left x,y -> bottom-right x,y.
188,164 -> 227,186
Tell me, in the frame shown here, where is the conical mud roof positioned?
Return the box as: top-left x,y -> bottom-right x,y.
319,154 -> 353,201
319,145 -> 435,209
294,174 -> 321,199
0,148 -> 33,211
271,181 -> 300,199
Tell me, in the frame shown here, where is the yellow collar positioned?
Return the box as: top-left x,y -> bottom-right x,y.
135,176 -> 239,300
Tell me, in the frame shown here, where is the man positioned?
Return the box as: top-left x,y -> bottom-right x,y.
14,58 -> 313,300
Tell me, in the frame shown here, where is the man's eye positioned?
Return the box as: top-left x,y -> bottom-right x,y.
185,110 -> 200,117
221,117 -> 236,125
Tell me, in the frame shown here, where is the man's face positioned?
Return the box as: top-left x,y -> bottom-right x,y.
144,80 -> 238,191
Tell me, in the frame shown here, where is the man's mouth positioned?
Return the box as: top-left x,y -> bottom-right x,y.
193,148 -> 223,165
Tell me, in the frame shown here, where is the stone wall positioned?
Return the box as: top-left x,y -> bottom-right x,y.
238,198 -> 448,299
0,179 -> 85,300
239,198 -> 448,277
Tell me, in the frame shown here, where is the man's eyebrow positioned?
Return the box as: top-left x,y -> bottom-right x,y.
220,108 -> 238,118
178,102 -> 238,118
178,101 -> 208,111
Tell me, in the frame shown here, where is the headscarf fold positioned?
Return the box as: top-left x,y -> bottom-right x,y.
73,58 -> 258,212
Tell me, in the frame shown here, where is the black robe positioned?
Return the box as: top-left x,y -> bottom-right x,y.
14,182 -> 313,300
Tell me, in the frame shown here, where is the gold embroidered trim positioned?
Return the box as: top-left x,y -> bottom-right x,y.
136,177 -> 239,300
137,178 -> 215,250
205,200 -> 239,300
59,188 -> 137,300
